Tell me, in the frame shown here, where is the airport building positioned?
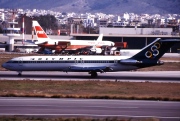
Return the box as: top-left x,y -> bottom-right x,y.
69,21 -> 180,53
72,35 -> 180,53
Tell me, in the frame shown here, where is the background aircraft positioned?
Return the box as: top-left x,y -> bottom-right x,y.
2,38 -> 179,77
32,21 -> 114,54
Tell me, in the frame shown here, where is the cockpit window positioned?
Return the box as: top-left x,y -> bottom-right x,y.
6,61 -> 18,63
6,61 -> 12,63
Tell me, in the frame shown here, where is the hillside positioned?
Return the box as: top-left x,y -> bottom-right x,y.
0,0 -> 180,14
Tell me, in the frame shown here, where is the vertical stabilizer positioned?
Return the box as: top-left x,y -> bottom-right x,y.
131,38 -> 180,60
32,20 -> 51,44
97,34 -> 103,41
120,38 -> 179,68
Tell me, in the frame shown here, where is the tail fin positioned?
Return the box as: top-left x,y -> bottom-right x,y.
97,34 -> 103,41
120,38 -> 179,67
32,20 -> 50,44
131,38 -> 180,60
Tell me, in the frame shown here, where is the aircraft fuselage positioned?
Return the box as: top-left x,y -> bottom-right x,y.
2,55 -> 138,72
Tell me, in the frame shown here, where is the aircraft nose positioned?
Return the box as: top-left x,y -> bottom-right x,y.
2,63 -> 6,69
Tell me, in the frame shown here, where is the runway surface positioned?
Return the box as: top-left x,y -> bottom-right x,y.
0,97 -> 179,121
0,71 -> 180,82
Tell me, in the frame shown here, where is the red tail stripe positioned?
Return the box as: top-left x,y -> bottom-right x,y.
35,26 -> 43,31
37,33 -> 48,38
34,26 -> 48,38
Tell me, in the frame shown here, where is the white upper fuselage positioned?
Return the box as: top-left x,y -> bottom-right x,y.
10,55 -> 129,61
35,38 -> 115,46
119,49 -> 141,56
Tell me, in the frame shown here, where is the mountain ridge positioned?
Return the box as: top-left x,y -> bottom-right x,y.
0,0 -> 180,14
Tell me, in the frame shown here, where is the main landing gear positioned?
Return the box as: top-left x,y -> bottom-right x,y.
17,71 -> 22,76
89,71 -> 98,78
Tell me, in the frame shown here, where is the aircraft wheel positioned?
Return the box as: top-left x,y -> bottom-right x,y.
18,72 -> 22,76
90,71 -> 97,78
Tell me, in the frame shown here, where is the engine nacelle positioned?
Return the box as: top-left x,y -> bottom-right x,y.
120,59 -> 164,66
120,59 -> 142,65
90,48 -> 102,54
95,48 -> 102,54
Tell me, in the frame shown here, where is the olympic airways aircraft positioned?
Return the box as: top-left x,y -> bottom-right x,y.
2,38 -> 179,77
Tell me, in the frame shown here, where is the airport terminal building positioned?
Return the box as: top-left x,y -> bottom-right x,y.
72,27 -> 180,53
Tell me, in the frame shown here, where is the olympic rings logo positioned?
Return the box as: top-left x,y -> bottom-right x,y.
145,42 -> 161,58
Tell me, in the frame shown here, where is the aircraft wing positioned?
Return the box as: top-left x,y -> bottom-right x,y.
58,41 -> 71,46
76,46 -> 94,50
68,66 -> 113,72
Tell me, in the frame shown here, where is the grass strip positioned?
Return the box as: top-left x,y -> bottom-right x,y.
0,80 -> 180,101
0,116 -> 161,121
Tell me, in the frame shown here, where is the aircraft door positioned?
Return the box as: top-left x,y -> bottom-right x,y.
75,58 -> 84,66
80,58 -> 84,67
114,59 -> 118,66
74,59 -> 78,64
80,60 -> 84,64
19,58 -> 23,66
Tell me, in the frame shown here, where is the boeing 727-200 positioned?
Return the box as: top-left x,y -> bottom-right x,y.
2,38 -> 180,77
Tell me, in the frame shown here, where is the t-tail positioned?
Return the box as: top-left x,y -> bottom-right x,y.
120,38 -> 180,68
32,20 -> 51,44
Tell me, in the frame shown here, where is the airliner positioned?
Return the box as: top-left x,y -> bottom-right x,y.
33,21 -> 114,54
2,38 -> 179,77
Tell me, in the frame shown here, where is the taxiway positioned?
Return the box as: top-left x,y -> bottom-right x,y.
0,97 -> 179,121
0,71 -> 179,82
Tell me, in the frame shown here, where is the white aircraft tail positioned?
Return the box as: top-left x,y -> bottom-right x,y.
97,34 -> 103,41
32,20 -> 51,44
